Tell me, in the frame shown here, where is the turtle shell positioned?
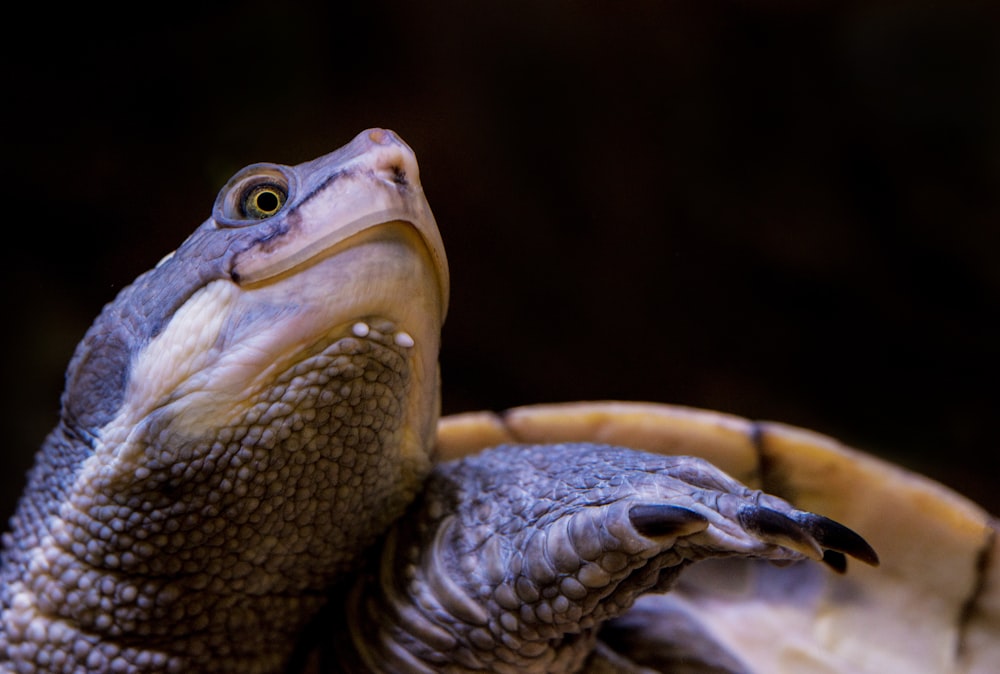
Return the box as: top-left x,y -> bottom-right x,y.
436,401 -> 999,673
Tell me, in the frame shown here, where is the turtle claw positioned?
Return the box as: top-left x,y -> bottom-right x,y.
793,512 -> 880,567
822,550 -> 849,574
738,505 -> 824,561
735,504 -> 878,571
629,504 -> 710,538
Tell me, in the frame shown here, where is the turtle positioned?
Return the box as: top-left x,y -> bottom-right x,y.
0,129 -> 995,673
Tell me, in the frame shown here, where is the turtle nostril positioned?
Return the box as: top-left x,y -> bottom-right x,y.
367,128 -> 390,144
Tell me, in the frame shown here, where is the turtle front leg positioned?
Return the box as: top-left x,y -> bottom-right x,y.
335,443 -> 877,673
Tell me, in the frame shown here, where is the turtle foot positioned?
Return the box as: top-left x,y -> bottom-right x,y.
337,443 -> 877,672
792,512 -> 880,569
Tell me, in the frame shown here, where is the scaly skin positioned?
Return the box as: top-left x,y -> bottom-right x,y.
337,444 -> 876,673
0,129 -> 448,673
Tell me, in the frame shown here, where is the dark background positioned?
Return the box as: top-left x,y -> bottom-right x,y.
2,1 -> 998,525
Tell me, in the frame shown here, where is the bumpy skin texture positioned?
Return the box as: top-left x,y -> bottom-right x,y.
0,130 -> 447,673
339,443 -> 876,673
3,328 -> 415,673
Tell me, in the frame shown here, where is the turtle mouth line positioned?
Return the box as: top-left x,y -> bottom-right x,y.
235,217 -> 426,288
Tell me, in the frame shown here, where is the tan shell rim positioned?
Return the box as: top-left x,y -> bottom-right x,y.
436,400 -> 1000,673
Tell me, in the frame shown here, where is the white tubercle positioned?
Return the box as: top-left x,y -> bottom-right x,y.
352,322 -> 371,338
394,331 -> 415,348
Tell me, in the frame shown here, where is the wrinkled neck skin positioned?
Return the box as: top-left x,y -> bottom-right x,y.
0,129 -> 447,673
4,315 -> 438,673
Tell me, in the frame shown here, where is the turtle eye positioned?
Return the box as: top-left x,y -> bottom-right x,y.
240,182 -> 287,219
213,163 -> 296,228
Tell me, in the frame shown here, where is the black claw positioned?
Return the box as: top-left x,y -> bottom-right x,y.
629,504 -> 709,539
738,506 -> 823,560
821,550 -> 848,574
795,513 -> 880,567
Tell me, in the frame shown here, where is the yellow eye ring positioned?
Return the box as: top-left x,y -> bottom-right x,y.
240,183 -> 287,219
213,163 -> 296,228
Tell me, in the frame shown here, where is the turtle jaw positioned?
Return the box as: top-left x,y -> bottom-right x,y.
229,128 -> 450,323
105,220 -> 444,451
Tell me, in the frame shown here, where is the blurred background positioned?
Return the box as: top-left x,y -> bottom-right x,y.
2,1 -> 997,524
